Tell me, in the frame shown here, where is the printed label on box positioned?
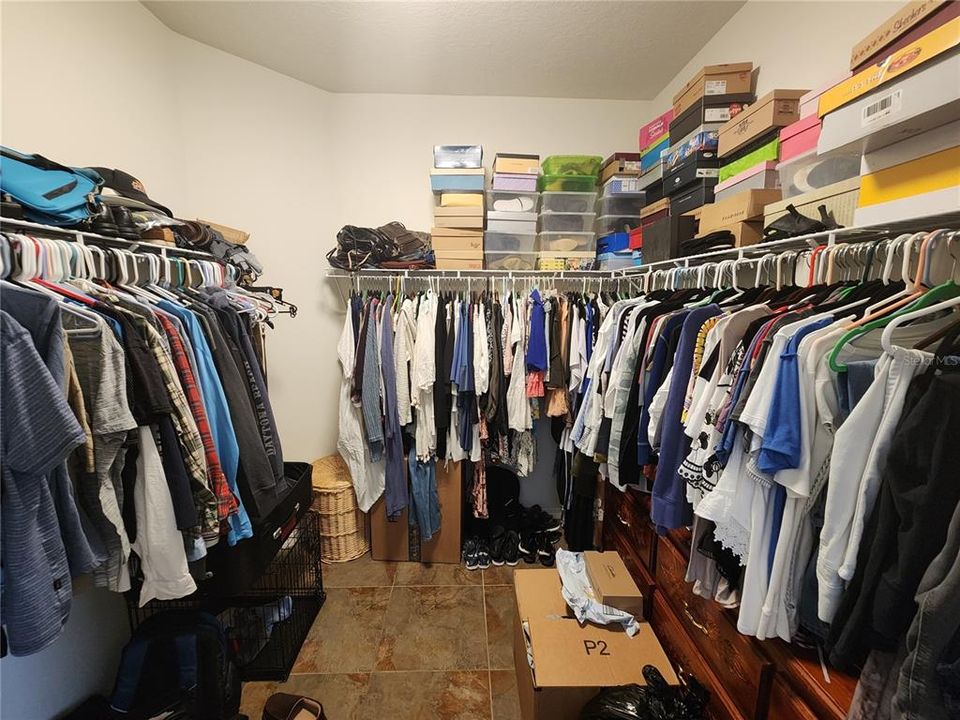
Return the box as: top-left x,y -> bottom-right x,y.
861,88 -> 904,127
705,108 -> 734,122
705,79 -> 728,95
696,168 -> 720,178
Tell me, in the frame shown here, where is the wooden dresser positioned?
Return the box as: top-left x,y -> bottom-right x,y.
603,484 -> 858,720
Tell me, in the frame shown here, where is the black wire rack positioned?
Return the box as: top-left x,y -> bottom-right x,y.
127,511 -> 325,681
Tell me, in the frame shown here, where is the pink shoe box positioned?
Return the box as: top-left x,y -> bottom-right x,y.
714,161 -> 780,202
779,114 -> 822,164
639,109 -> 674,154
799,73 -> 851,118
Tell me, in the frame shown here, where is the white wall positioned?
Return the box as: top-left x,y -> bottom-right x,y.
648,0 -> 903,112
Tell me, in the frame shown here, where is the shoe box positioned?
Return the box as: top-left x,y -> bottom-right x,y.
370,459 -> 462,564
672,62 -> 754,119
513,561 -> 672,720
669,92 -> 755,143
717,89 -> 807,160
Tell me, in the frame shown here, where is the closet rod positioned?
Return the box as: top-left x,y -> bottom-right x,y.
0,216 -> 220,260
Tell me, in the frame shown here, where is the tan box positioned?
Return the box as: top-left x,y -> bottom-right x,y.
698,189 -> 783,234
697,220 -> 764,248
439,192 -> 484,207
141,227 -> 176,245
495,154 -> 540,175
718,90 -> 807,158
434,205 -> 484,217
514,569 -> 676,720
639,197 -> 671,219
434,249 -> 484,260
197,219 -> 249,245
850,0 -> 948,69
431,234 -> 484,252
764,176 -> 861,228
435,257 -> 484,270
672,62 -> 754,118
583,551 -> 645,620
370,460 -> 463,562
433,214 -> 484,229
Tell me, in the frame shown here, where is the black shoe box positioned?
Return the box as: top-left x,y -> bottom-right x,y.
670,180 -> 717,217
642,214 -> 698,263
670,92 -> 756,141
663,151 -> 719,197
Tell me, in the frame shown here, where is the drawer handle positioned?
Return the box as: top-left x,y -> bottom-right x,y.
618,512 -> 631,528
683,602 -> 709,636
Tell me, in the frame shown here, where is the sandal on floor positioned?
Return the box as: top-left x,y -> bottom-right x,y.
262,692 -> 326,720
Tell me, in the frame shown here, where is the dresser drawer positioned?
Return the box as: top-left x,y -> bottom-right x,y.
656,535 -> 774,719
767,676 -> 819,720
649,592 -> 743,720
605,483 -> 657,574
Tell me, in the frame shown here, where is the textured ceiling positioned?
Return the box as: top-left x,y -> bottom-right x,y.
144,1 -> 746,100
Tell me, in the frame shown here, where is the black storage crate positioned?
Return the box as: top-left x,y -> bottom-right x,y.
127,510 -> 325,681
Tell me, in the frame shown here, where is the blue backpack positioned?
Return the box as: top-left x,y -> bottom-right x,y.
0,146 -> 103,225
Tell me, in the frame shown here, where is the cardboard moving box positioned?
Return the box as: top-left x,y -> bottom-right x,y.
514,569 -> 676,720
718,90 -> 807,158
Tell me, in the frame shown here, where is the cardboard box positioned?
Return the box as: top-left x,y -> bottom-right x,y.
436,257 -> 484,270
434,205 -> 484,217
820,16 -> 960,117
639,109 -> 674,153
433,214 -> 484,229
431,173 -> 485,192
434,144 -> 482,169
855,184 -> 960,225
718,90 -> 807,158
492,173 -> 539,192
702,220 -> 764,247
640,136 -> 670,172
860,118 -> 960,174
495,154 -> 540,175
850,0 -> 949,70
197,219 -> 249,245
855,1 -> 960,72
583,552 -> 644,620
698,189 -> 783,234
663,129 -> 720,173
764,176 -> 861,228
640,197 -> 671,220
663,152 -> 719,197
859,144 -> 959,206
799,73 -> 852,118
371,460 -> 462,562
513,570 -> 676,720
817,50 -> 960,157
439,192 -> 484,207
672,62 -> 754,119
600,154 -> 641,184
669,93 -> 755,142
714,161 -> 780,202
431,234 -> 484,252
670,181 -> 716,217
141,227 -> 176,245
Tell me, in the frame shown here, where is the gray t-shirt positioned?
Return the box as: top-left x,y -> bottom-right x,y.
1,310 -> 85,655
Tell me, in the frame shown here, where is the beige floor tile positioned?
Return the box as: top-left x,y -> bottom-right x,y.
240,674 -> 371,719
357,671 -> 491,720
490,670 -> 522,720
483,586 -> 517,671
394,561 -> 481,586
292,587 -> 392,673
375,586 -> 487,671
322,552 -> 397,588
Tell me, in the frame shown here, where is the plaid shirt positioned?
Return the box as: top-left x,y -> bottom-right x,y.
156,314 -> 239,524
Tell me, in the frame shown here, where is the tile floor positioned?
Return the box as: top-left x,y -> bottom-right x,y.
241,553 -> 522,720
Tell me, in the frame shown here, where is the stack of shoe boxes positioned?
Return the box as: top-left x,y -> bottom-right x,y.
818,7 -> 960,226
430,144 -> 485,269
485,153 -> 540,271
595,153 -> 645,270
537,155 -> 602,270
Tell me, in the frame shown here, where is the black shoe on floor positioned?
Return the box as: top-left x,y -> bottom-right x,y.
476,538 -> 491,570
502,531 -> 520,566
518,532 -> 539,564
462,536 -> 479,571
537,534 -> 556,568
489,526 -> 506,566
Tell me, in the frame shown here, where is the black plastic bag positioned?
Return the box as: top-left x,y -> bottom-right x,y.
579,665 -> 709,720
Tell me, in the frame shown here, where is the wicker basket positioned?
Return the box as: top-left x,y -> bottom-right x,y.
312,455 -> 369,563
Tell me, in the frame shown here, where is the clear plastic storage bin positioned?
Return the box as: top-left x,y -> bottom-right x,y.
541,155 -> 604,177
777,148 -> 860,200
598,194 -> 645,216
486,190 -> 539,213
540,192 -> 598,214
596,215 -> 642,235
484,252 -> 538,271
538,212 -> 596,233
539,175 -> 597,192
537,232 -> 597,253
483,232 -> 538,253
537,253 -> 597,271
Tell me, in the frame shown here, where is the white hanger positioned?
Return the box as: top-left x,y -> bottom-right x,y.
880,294 -> 960,354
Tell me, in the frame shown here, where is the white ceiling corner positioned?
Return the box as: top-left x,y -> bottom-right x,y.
143,0 -> 745,100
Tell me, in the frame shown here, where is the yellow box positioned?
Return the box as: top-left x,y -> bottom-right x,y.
440,193 -> 484,207
859,145 -> 960,206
